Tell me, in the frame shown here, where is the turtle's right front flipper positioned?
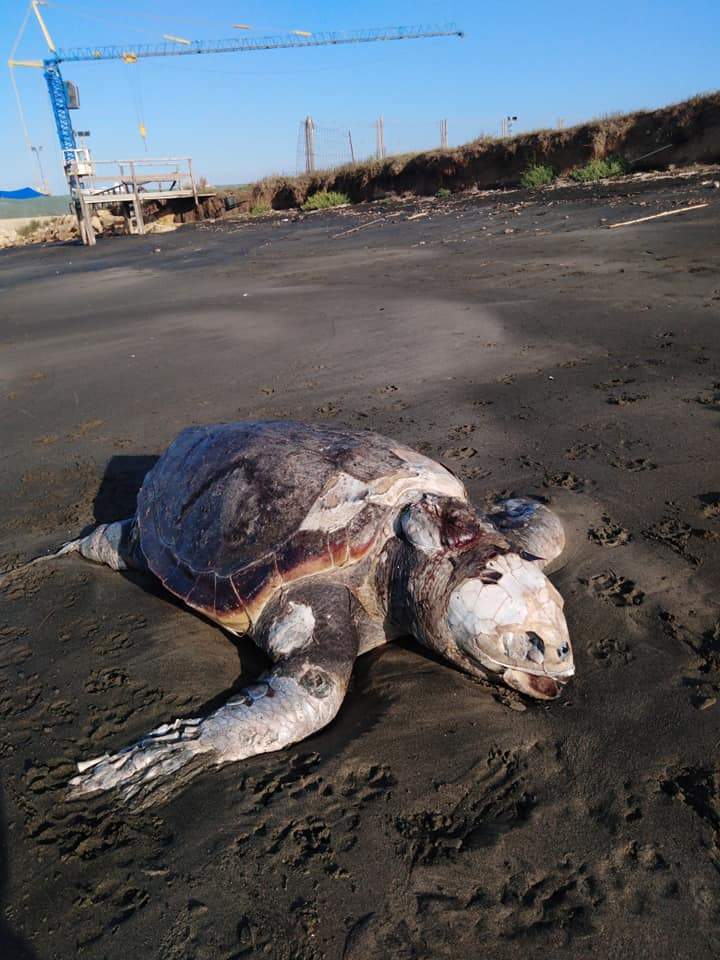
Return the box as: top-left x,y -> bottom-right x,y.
68,582 -> 359,806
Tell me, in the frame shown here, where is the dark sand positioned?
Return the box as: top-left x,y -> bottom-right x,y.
1,173 -> 719,959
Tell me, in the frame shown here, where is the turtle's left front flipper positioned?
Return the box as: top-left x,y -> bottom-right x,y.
67,582 -> 359,806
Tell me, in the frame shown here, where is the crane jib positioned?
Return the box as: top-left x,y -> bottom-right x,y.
47,26 -> 463,65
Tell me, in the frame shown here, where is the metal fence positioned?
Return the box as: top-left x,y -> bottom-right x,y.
296,116 -> 456,173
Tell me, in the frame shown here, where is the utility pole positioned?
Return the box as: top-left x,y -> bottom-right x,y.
30,145 -> 48,194
375,115 -> 386,159
440,118 -> 448,149
348,129 -> 356,164
501,115 -> 517,137
304,115 -> 315,173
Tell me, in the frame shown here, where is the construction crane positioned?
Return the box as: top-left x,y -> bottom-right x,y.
10,2 -> 464,165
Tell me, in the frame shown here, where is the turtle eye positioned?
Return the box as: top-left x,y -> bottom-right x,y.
558,641 -> 570,659
480,570 -> 502,584
526,631 -> 545,663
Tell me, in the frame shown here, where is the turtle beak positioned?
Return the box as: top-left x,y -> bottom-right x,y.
502,668 -> 564,700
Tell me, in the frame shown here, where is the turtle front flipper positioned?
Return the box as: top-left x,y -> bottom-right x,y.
485,498 -> 565,568
68,582 -> 359,806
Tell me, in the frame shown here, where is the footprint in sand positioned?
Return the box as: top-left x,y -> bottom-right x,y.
450,424 -> 476,438
581,571 -> 645,606
68,419 -> 104,440
588,516 -> 632,547
565,442 -> 599,460
460,466 -> 492,481
609,457 -> 656,472
698,493 -> 720,520
655,331 -> 675,348
594,377 -> 636,390
643,517 -> 700,565
660,768 -> 720,860
606,393 -> 649,406
589,635 -> 634,665
543,471 -> 591,491
687,386 -> 720,409
444,447 -> 478,461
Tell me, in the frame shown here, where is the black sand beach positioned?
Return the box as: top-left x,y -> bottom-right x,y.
1,172 -> 719,959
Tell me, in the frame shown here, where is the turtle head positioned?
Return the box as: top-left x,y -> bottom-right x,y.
444,552 -> 574,699
399,495 -> 573,699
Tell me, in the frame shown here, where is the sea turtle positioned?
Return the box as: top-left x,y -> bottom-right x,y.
9,420 -> 573,803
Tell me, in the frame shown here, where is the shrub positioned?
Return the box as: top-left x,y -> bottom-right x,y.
17,218 -> 42,238
301,190 -> 350,211
520,164 -> 555,188
436,187 -> 452,199
249,203 -> 271,216
569,156 -> 627,182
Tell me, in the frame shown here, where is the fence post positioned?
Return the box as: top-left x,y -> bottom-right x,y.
376,115 -> 386,159
129,159 -> 145,235
304,115 -> 316,173
440,118 -> 448,149
348,129 -> 355,164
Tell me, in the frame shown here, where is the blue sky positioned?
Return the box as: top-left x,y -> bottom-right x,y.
3,0 -> 719,193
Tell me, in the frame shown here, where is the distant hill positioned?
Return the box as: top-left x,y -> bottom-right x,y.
0,195 -> 70,219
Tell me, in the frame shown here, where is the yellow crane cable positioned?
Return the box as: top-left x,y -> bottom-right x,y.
125,62 -> 149,151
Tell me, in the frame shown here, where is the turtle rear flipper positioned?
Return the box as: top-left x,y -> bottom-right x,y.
0,518 -> 144,590
0,539 -> 83,590
68,582 -> 359,806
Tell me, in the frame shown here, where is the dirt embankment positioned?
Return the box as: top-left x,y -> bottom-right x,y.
246,91 -> 720,210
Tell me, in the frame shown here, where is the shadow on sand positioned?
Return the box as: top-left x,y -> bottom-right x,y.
0,786 -> 38,960
93,454 -> 159,523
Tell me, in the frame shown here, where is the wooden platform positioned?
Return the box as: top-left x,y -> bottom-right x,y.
66,154 -> 208,245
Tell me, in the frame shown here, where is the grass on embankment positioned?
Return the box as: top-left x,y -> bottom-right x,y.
569,156 -> 628,181
520,164 -> 555,188
301,191 -> 350,211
